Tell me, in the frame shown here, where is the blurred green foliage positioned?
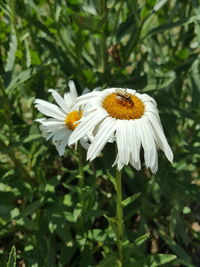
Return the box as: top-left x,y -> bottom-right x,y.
0,0 -> 200,266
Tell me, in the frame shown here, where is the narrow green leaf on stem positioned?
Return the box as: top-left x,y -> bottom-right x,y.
7,246 -> 16,267
107,170 -> 117,190
122,192 -> 141,208
133,232 -> 150,247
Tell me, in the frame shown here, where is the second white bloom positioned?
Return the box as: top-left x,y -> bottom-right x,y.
34,81 -> 82,156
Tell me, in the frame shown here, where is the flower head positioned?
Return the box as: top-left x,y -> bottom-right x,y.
68,88 -> 173,173
34,81 -> 83,156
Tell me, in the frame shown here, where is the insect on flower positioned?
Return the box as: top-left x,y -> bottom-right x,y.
115,88 -> 134,106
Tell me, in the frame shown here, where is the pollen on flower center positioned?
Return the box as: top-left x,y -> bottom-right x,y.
65,110 -> 83,130
102,92 -> 145,120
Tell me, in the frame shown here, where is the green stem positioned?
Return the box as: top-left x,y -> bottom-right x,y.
77,143 -> 84,230
116,169 -> 124,264
78,144 -> 84,186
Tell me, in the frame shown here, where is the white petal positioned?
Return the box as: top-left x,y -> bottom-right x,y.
68,80 -> 78,101
145,118 -> 159,170
45,125 -> 65,133
71,91 -> 101,107
103,88 -> 136,96
64,93 -> 74,108
115,154 -> 124,171
116,120 -> 130,166
59,135 -> 71,155
39,125 -> 54,140
139,93 -> 157,106
112,153 -> 118,167
36,120 -> 65,133
87,117 -> 117,161
144,102 -> 162,127
34,99 -> 66,120
125,88 -> 136,95
129,120 -> 141,164
144,102 -> 159,116
54,132 -> 71,156
129,155 -> 141,171
82,88 -> 90,94
68,109 -> 108,145
136,118 -> 154,168
52,128 -> 69,142
80,136 -> 90,150
48,89 -> 70,112
35,118 -> 65,127
147,113 -> 173,162
151,152 -> 158,173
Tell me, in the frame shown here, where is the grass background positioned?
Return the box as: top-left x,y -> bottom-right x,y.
0,0 -> 200,266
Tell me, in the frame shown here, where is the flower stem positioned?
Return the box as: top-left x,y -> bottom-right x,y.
116,169 -> 124,264
77,143 -> 84,230
78,144 -> 84,190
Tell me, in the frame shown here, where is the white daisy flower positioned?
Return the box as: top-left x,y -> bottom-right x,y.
34,81 -> 84,156
68,88 -> 173,173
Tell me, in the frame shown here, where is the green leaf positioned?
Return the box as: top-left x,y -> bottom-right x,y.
5,27 -> 17,72
132,254 -> 177,267
6,66 -> 42,92
23,134 -> 42,143
142,71 -> 176,92
84,209 -> 107,219
190,58 -> 200,108
133,233 -> 150,247
24,38 -> 31,68
173,259 -> 195,267
73,208 -> 82,222
106,171 -> 117,191
96,254 -> 121,267
124,233 -> 150,260
145,14 -> 200,38
122,192 -> 141,207
7,246 -> 16,267
116,16 -> 136,42
153,0 -> 168,12
182,206 -> 191,215
15,200 -> 43,219
164,239 -> 191,262
71,13 -> 104,33
0,2 -> 11,16
104,215 -> 117,235
157,222 -> 192,262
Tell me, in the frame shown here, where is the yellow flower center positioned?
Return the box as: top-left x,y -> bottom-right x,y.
102,91 -> 145,120
65,110 -> 83,130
